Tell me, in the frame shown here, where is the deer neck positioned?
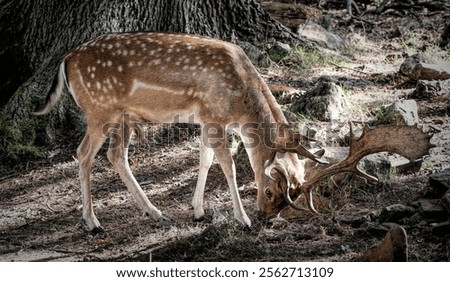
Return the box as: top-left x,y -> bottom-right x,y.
239,83 -> 289,185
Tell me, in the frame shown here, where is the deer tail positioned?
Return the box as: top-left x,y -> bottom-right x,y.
33,61 -> 68,116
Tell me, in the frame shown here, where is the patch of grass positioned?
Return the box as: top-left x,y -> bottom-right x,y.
280,44 -> 338,73
370,105 -> 390,126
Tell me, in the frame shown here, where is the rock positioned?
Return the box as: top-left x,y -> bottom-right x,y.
399,53 -> 430,77
429,169 -> 450,198
441,22 -> 450,48
268,41 -> 291,62
418,199 -> 449,220
297,21 -> 343,50
400,53 -> 450,81
379,204 -> 416,223
431,220 -> 450,237
385,99 -> 419,126
447,238 -> 450,262
442,190 -> 450,214
411,79 -> 450,99
358,153 -> 391,184
290,76 -> 350,122
358,222 -> 389,237
408,212 -> 424,225
389,155 -> 422,174
337,212 -> 371,228
360,226 -> 408,262
413,61 -> 450,81
239,41 -> 270,68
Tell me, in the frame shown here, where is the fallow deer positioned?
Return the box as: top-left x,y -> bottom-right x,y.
34,32 -> 433,233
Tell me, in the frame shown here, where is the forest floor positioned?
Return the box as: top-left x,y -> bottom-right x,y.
0,4 -> 449,262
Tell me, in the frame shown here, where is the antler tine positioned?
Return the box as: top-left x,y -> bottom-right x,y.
274,124 -> 328,164
305,189 -> 318,214
274,141 -> 328,164
284,185 -> 318,214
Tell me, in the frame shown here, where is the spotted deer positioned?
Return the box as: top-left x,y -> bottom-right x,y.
34,32 -> 433,233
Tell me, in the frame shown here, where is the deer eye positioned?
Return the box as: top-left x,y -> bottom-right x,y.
264,188 -> 273,199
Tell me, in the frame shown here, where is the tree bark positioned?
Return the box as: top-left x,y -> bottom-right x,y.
0,0 -> 298,161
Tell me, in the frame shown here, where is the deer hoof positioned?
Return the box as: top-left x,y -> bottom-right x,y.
91,226 -> 105,235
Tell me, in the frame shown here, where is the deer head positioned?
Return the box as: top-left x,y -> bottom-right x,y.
260,123 -> 434,218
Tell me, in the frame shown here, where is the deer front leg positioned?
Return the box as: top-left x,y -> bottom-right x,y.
192,136 -> 215,221
107,122 -> 162,220
214,146 -> 251,227
207,128 -> 251,227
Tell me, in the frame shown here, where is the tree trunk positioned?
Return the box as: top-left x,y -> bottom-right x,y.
0,0 -> 297,161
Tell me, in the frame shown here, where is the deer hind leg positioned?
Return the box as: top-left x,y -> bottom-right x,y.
77,126 -> 108,233
191,135 -> 214,221
206,128 -> 251,227
106,121 -> 162,220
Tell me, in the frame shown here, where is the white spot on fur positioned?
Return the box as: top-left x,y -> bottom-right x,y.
118,65 -> 123,72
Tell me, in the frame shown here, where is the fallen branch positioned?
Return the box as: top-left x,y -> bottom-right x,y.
330,62 -> 371,75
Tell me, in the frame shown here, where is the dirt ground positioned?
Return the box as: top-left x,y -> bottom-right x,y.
1,4 -> 449,262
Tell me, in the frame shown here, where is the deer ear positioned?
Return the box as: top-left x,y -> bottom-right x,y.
313,148 -> 325,158
264,152 -> 289,185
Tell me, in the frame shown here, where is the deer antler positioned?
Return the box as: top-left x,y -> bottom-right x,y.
291,123 -> 434,212
273,124 -> 328,164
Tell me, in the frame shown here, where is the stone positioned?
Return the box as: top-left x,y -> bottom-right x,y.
389,155 -> 422,174
290,76 -> 350,122
239,41 -> 270,68
413,61 -> 450,81
358,153 -> 391,184
358,222 -> 389,237
379,204 -> 416,223
297,21 -> 343,50
411,79 -> 450,99
400,53 -> 450,81
268,41 -> 291,63
399,53 -> 430,77
441,22 -> 450,48
360,226 -> 408,262
431,220 -> 450,237
429,169 -> 450,198
447,237 -> 450,262
418,199 -> 449,219
442,190 -> 450,214
408,212 -> 424,225
385,99 -> 419,126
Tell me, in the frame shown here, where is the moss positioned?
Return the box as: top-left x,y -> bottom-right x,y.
0,109 -> 45,162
